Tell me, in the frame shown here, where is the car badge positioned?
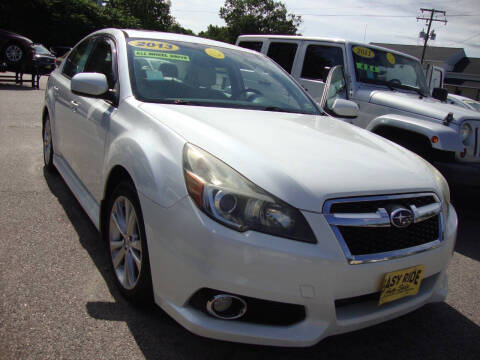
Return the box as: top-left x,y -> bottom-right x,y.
390,208 -> 414,228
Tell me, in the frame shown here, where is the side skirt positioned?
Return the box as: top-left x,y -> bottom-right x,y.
53,154 -> 101,230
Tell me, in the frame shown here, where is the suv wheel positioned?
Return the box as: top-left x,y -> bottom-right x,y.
4,42 -> 25,65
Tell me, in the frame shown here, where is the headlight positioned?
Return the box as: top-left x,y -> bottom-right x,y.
432,166 -> 450,218
183,144 -> 317,243
460,122 -> 472,143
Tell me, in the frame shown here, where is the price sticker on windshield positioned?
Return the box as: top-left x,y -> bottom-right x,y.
353,46 -> 375,58
205,48 -> 225,59
128,40 -> 179,51
386,52 -> 396,65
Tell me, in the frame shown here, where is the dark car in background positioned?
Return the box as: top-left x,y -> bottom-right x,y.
0,29 -> 34,68
29,44 -> 56,74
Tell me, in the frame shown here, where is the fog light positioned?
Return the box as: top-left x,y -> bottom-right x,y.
206,294 -> 247,320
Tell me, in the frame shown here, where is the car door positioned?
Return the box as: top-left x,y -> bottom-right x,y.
66,36 -> 119,201
293,42 -> 346,104
53,38 -> 95,162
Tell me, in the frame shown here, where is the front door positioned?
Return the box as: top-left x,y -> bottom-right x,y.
293,42 -> 346,103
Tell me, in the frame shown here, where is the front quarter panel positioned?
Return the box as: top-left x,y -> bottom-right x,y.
367,114 -> 463,152
103,99 -> 188,208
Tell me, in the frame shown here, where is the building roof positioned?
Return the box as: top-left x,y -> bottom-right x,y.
453,57 -> 480,75
370,43 -> 464,62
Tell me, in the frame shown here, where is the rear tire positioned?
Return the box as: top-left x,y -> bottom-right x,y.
106,181 -> 153,305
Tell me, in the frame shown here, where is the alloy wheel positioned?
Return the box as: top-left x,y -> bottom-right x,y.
109,196 -> 143,290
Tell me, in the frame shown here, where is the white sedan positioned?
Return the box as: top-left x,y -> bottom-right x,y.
42,29 -> 457,347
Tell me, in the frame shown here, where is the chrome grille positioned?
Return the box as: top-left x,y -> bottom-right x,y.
324,193 -> 444,264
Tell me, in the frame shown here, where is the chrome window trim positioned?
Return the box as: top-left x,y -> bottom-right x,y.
323,192 -> 444,265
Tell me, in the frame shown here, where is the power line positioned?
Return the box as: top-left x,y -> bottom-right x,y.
417,8 -> 448,64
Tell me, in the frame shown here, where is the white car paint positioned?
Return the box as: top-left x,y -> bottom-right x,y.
44,29 -> 457,346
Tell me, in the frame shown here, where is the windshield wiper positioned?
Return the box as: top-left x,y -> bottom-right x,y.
263,106 -> 296,113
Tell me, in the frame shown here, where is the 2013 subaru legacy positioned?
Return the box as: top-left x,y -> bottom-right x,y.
42,29 -> 457,347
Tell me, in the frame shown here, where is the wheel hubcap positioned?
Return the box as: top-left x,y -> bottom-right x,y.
109,196 -> 142,290
5,45 -> 22,62
43,120 -> 52,164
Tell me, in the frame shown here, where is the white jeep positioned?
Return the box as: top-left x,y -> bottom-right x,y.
236,35 -> 480,186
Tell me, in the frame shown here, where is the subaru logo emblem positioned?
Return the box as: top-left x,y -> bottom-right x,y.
390,208 -> 414,228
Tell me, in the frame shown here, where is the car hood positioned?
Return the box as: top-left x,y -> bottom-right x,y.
369,90 -> 480,124
140,103 -> 440,212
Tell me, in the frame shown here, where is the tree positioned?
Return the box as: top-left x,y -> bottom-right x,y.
106,0 -> 174,31
198,25 -> 230,43
218,0 -> 302,43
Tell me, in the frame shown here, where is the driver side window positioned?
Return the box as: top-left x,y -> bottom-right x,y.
62,39 -> 95,79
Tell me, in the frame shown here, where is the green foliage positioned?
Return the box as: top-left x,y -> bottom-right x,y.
198,25 -> 231,43
106,0 -> 174,31
0,0 -> 194,48
0,0 -> 140,47
218,0 -> 302,43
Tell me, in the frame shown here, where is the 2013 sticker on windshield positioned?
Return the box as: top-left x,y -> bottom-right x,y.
135,50 -> 190,62
353,46 -> 375,58
205,48 -> 225,59
129,40 -> 179,51
356,62 -> 380,73
386,52 -> 396,65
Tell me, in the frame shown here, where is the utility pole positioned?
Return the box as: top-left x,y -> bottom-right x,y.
417,8 -> 447,64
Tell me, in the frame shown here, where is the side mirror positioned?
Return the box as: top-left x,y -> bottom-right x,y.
432,87 -> 448,102
331,99 -> 359,118
71,72 -> 108,97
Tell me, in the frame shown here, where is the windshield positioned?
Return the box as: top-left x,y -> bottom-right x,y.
464,100 -> 480,112
127,38 -> 319,114
34,44 -> 52,55
352,45 -> 429,95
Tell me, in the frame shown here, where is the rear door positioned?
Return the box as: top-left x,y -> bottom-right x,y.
265,40 -> 300,74
293,42 -> 346,103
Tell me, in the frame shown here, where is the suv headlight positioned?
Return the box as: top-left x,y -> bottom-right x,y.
183,144 -> 317,243
460,122 -> 472,143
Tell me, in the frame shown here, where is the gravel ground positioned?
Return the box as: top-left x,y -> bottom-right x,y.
0,75 -> 479,359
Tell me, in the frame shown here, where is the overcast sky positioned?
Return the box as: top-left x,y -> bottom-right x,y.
170,0 -> 480,57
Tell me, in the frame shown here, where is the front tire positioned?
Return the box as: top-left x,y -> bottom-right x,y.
106,181 -> 153,305
3,42 -> 25,66
43,116 -> 55,172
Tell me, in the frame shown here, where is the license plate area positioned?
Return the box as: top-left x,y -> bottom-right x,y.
379,265 -> 425,305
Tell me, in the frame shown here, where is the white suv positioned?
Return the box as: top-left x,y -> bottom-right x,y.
42,29 -> 457,346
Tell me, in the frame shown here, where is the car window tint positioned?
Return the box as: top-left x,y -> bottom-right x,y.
62,39 -> 95,78
238,41 -> 263,52
301,45 -> 344,82
84,39 -> 115,88
267,42 -> 297,73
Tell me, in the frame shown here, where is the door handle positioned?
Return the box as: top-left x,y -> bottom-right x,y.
70,100 -> 79,112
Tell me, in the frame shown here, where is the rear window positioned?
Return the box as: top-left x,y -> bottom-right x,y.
267,42 -> 298,73
238,41 -> 263,52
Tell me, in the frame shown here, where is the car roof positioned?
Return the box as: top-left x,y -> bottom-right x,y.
122,29 -> 250,52
236,35 -> 421,62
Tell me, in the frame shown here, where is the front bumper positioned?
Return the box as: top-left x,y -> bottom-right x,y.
139,193 -> 457,347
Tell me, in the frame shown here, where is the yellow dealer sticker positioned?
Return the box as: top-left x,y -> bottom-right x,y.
386,52 -> 396,65
353,46 -> 375,58
129,40 -> 179,51
134,51 -> 190,62
379,265 -> 425,305
205,48 -> 225,59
